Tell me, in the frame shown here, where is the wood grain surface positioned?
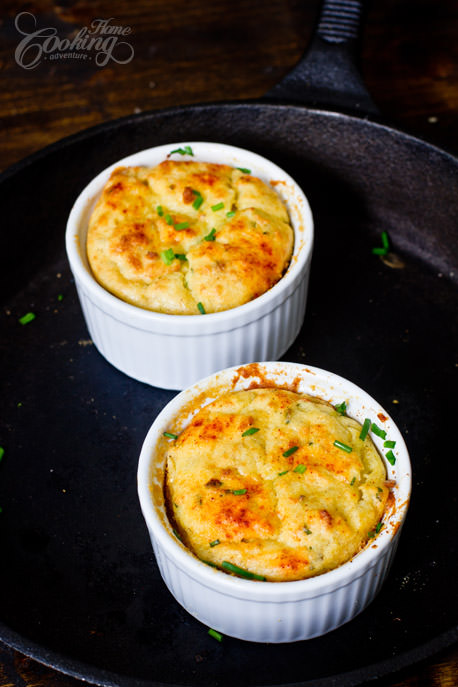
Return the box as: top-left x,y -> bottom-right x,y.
1,0 -> 457,685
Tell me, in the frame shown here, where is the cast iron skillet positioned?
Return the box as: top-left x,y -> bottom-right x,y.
0,1 -> 457,685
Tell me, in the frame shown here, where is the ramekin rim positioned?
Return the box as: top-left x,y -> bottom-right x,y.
65,141 -> 314,327
137,361 -> 412,599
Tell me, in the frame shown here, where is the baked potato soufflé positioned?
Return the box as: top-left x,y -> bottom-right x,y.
86,160 -> 294,314
165,388 -> 390,582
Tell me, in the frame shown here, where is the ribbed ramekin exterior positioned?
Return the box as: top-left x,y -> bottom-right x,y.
149,529 -> 400,643
74,267 -> 310,390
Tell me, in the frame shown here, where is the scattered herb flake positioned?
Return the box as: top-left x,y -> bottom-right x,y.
208,628 -> 223,642
210,539 -> 221,547
204,228 -> 217,241
278,469 -> 289,476
237,167 -> 251,174
175,221 -> 189,231
242,427 -> 260,437
211,202 -> 224,212
386,450 -> 396,465
384,440 -> 396,449
157,205 -> 164,216
359,418 -> 371,441
57,294 -> 63,302
283,446 -> 299,457
165,213 -> 173,225
334,440 -> 353,453
304,526 -> 312,535
160,248 -> 175,265
221,561 -> 266,581
175,253 -> 187,261
226,211 -> 236,218
0,447 -> 4,461
232,488 -> 247,495
19,312 -> 36,325
350,476 -> 356,486
335,401 -> 347,415
169,145 -> 194,156
163,431 -> 178,440
371,423 -> 387,440
192,193 -> 204,210
293,464 -> 307,474
197,302 -> 206,314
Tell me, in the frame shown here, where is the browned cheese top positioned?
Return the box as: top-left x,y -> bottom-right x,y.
86,160 -> 294,314
165,388 -> 389,581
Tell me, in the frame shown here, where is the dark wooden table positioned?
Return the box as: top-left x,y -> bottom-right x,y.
0,0 -> 457,685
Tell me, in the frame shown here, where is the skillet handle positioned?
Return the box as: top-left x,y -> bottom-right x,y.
266,0 -> 380,117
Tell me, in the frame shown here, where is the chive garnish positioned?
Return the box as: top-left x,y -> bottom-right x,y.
157,205 -> 164,216
242,427 -> 259,437
372,231 -> 390,256
386,450 -> 396,465
208,628 -> 223,642
335,401 -> 347,415
304,526 -> 312,535
197,302 -> 206,314
0,447 -> 4,461
160,248 -> 175,265
173,528 -> 182,541
359,418 -> 371,441
57,294 -> 63,302
211,202 -> 224,212
221,561 -> 266,581
210,539 -> 221,547
165,213 -> 173,225
384,440 -> 396,449
278,470 -> 289,476
381,231 -> 390,249
232,489 -> 247,495
192,193 -> 204,210
163,431 -> 178,440
175,253 -> 187,260
204,228 -> 216,241
283,446 -> 299,457
376,521 -> 383,533
350,476 -> 356,486
293,464 -> 307,474
19,312 -> 36,325
169,145 -> 194,156
175,221 -> 189,231
334,440 -> 353,453
371,423 -> 387,439
237,167 -> 251,174
226,211 -> 236,218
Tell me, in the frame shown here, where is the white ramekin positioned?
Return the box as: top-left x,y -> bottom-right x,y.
65,142 -> 314,390
137,361 -> 411,643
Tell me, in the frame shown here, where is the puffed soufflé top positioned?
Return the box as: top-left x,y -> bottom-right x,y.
164,388 -> 389,582
86,160 -> 294,314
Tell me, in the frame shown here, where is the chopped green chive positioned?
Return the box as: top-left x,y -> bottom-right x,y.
175,221 -> 189,231
192,194 -> 204,210
210,539 -> 221,547
335,401 -> 347,415
359,418 -> 371,441
163,431 -> 178,440
204,228 -> 216,241
384,440 -> 396,449
157,205 -> 164,216
372,246 -> 387,255
372,231 -> 390,256
0,447 -> 4,461
375,521 -> 383,533
211,202 -> 224,212
169,145 -> 194,156
371,423 -> 387,439
208,628 -> 223,642
334,440 -> 353,453
202,559 -> 218,568
175,253 -> 187,261
226,211 -> 236,218
242,427 -> 260,437
350,476 -> 356,486
173,528 -> 182,541
232,488 -> 247,495
19,312 -> 36,325
165,213 -> 173,225
293,464 -> 307,474
283,446 -> 299,457
381,231 -> 390,250
304,526 -> 312,535
197,302 -> 206,314
386,449 -> 396,465
278,469 -> 289,476
237,167 -> 251,174
57,294 -> 64,302
160,248 -> 175,265
221,561 -> 266,581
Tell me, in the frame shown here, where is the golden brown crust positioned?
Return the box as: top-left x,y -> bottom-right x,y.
86,161 -> 293,314
165,388 -> 389,581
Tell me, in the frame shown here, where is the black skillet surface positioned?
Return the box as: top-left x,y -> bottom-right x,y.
1,2 -> 458,686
